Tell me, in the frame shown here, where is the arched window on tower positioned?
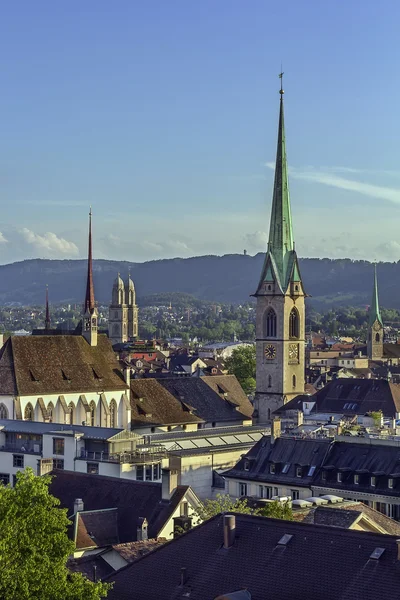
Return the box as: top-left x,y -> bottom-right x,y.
289,308 -> 300,339
0,403 -> 8,419
110,399 -> 117,428
265,308 -> 277,338
24,403 -> 34,421
292,374 -> 296,388
89,401 -> 96,427
119,290 -> 123,304
375,333 -> 380,343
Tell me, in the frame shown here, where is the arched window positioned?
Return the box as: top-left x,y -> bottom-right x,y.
265,308 -> 277,338
375,333 -> 380,343
24,403 -> 34,421
119,290 -> 123,304
68,402 -> 75,425
0,403 -> 8,419
110,399 -> 117,428
268,375 -> 272,388
289,308 -> 300,339
47,402 -> 54,423
89,401 -> 96,427
292,374 -> 296,388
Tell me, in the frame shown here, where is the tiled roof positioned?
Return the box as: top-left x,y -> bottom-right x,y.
0,334 -> 127,396
105,513 -> 400,600
48,470 -> 190,543
112,539 -> 166,563
129,379 -> 202,426
223,436 -> 330,487
275,377 -> 400,418
75,508 -> 120,549
158,376 -> 253,423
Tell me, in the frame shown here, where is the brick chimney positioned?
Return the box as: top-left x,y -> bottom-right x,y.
74,498 -> 84,514
271,417 -> 281,444
223,514 -> 236,549
137,517 -> 148,541
296,410 -> 304,427
161,468 -> 178,501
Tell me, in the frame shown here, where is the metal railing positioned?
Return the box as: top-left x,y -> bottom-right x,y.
78,447 -> 168,464
0,443 -> 42,454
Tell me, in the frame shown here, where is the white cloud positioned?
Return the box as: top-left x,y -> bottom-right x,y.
19,228 -> 78,256
265,163 -> 400,205
374,240 -> 400,261
243,231 -> 268,251
0,232 -> 8,244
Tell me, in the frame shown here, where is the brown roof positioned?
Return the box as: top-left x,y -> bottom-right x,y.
201,375 -> 253,418
75,508 -> 120,549
112,539 -> 166,563
0,334 -> 126,396
130,379 -> 203,426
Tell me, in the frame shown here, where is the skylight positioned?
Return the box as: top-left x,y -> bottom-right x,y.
282,463 -> 290,474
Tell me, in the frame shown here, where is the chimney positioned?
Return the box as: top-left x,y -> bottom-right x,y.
180,567 -> 187,586
397,539 -> 400,560
137,517 -> 148,541
271,417 -> 281,444
223,514 -> 236,549
296,411 -> 304,427
74,498 -> 84,514
161,468 -> 178,501
124,366 -> 131,387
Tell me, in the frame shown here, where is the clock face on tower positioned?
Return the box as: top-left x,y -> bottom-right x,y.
289,343 -> 299,360
264,344 -> 276,360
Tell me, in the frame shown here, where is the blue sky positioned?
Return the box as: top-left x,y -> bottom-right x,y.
1,0 -> 400,264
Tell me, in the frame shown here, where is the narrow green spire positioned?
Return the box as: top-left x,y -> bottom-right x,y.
369,263 -> 383,327
267,76 -> 294,286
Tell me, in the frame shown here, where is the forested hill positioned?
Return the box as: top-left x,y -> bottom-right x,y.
0,255 -> 397,309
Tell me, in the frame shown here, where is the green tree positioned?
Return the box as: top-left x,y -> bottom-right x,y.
0,468 -> 110,600
193,493 -> 292,523
225,345 -> 256,394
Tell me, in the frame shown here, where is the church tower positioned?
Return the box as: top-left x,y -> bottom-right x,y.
109,274 -> 128,345
82,208 -> 98,346
126,273 -> 138,340
367,264 -> 384,360
253,76 -> 306,423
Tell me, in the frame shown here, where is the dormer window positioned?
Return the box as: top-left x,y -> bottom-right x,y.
244,460 -> 250,472
296,466 -> 302,478
354,474 -> 359,485
269,463 -> 276,474
321,470 -> 327,482
371,476 -> 376,487
388,478 -> 394,489
337,472 -> 342,483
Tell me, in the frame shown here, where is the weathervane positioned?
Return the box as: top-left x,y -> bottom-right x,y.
279,69 -> 284,97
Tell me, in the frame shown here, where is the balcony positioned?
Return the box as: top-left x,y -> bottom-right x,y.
0,443 -> 42,455
78,446 -> 168,464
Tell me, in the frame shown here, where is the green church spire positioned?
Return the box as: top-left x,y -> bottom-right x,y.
267,73 -> 294,285
369,263 -> 383,327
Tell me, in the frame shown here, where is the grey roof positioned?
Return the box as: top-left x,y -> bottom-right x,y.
0,418 -> 122,440
105,512 -> 400,600
224,436 -> 330,487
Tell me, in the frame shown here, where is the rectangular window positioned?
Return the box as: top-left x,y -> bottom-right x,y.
371,476 -> 376,487
136,465 -> 144,481
354,474 -> 359,485
269,463 -> 276,474
13,455 -> 24,468
145,465 -> 152,481
388,478 -> 394,489
259,486 -> 273,499
307,465 -> 316,477
153,464 -> 161,480
291,490 -> 300,500
180,502 -> 188,517
0,473 -> 10,485
274,487 -> 278,496
87,462 -> 99,475
238,482 -> 247,497
244,460 -> 250,471
12,474 -> 17,487
296,466 -> 302,478
53,438 -> 65,455
337,472 -> 342,483
321,470 -> 327,482
53,459 -> 64,470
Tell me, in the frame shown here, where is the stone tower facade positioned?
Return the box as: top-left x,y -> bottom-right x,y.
367,264 -> 384,360
109,273 -> 138,345
253,80 -> 305,423
82,209 -> 98,347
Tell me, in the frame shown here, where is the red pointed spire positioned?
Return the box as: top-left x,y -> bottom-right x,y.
84,207 -> 95,313
45,285 -> 50,330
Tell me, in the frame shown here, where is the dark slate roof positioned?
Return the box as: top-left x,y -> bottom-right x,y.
129,379 -> 203,426
314,440 -> 400,497
158,376 -> 253,423
68,553 -> 115,582
0,334 -> 127,396
0,418 -> 122,439
274,377 -> 400,418
105,513 -> 400,600
48,470 -> 189,543
223,436 -> 330,487
75,508 -> 120,549
383,343 -> 400,359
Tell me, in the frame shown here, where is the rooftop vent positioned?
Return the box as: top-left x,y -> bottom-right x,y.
278,534 -> 293,546
370,547 -> 385,560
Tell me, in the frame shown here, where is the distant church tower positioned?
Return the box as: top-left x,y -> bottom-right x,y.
45,285 -> 51,331
82,208 -> 98,346
109,272 -> 138,345
367,264 -> 384,360
253,76 -> 306,422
